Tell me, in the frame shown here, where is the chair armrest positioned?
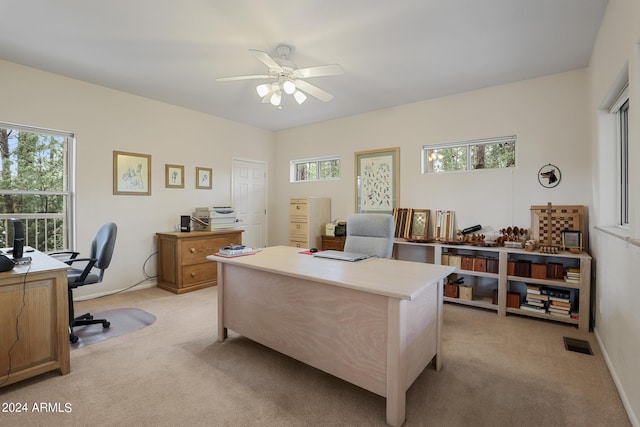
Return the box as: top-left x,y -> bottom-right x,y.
48,250 -> 80,261
65,257 -> 97,283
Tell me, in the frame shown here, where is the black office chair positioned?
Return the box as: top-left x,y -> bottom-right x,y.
54,222 -> 118,343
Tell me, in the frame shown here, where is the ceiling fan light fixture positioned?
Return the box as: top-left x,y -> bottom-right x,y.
283,80 -> 296,95
256,83 -> 270,97
293,90 -> 307,104
270,91 -> 282,106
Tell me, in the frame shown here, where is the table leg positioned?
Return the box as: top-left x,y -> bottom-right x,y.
386,298 -> 407,426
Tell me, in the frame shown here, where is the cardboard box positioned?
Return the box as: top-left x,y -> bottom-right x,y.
531,263 -> 547,279
514,260 -> 531,277
441,253 -> 449,265
445,284 -> 459,298
461,256 -> 474,270
472,257 -> 487,272
448,255 -> 462,270
486,258 -> 499,274
459,285 -> 473,301
507,292 -> 521,308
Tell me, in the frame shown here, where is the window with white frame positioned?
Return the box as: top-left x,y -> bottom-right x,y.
422,135 -> 516,173
610,84 -> 629,226
0,122 -> 75,251
290,156 -> 340,182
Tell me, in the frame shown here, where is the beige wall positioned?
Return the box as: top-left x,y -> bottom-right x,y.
0,59 -> 275,298
274,69 -> 591,245
588,0 -> 640,424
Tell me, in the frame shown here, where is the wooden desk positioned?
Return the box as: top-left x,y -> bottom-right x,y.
0,250 -> 70,387
209,246 -> 454,426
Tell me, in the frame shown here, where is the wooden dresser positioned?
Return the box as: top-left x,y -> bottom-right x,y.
288,197 -> 331,249
321,235 -> 346,251
156,230 -> 243,294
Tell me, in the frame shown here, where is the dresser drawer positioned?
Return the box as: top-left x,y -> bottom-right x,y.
289,201 -> 308,217
182,263 -> 217,287
181,236 -> 238,264
289,221 -> 308,237
289,239 -> 308,248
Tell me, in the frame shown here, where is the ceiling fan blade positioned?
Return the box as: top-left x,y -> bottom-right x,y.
294,64 -> 344,78
216,74 -> 270,82
294,79 -> 334,102
249,49 -> 283,72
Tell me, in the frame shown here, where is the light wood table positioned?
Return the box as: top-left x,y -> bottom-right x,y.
0,250 -> 70,387
209,246 -> 454,426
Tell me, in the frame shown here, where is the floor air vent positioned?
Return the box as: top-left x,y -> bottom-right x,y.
563,337 -> 593,355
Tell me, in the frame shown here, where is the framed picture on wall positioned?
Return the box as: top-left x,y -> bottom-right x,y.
196,167 -> 212,189
165,164 -> 184,188
113,151 -> 151,195
355,147 -> 399,214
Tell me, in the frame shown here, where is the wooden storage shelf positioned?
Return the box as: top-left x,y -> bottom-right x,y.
394,239 -> 592,332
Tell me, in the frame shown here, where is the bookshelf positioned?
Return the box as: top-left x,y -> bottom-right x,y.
394,239 -> 592,332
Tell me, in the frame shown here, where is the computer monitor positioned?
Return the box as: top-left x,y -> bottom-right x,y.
11,218 -> 24,259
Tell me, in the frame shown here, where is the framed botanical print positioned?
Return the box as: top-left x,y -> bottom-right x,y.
196,167 -> 212,189
354,147 -> 399,214
113,151 -> 151,195
165,164 -> 184,189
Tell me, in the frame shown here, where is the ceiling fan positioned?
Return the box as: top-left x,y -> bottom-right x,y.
216,44 -> 344,106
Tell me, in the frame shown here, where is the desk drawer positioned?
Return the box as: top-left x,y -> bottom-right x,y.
182,263 -> 216,287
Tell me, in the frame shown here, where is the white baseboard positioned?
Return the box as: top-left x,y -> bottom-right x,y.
594,327 -> 639,427
74,279 -> 157,301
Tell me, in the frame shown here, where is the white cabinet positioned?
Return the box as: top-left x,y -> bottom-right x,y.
288,197 -> 331,249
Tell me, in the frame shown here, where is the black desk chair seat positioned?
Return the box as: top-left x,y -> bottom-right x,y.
52,222 -> 117,343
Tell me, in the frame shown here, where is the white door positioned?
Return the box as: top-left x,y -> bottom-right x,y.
232,158 -> 267,248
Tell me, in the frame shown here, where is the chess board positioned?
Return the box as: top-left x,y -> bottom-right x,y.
531,204 -> 585,248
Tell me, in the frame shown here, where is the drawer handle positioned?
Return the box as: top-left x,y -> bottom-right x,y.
296,205 -> 301,209
190,272 -> 196,278
296,243 -> 301,248
190,247 -> 196,253
296,224 -> 301,229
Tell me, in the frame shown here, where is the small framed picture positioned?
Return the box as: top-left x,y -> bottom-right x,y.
561,230 -> 582,252
409,209 -> 430,240
165,164 -> 184,189
113,151 -> 151,196
196,167 -> 212,190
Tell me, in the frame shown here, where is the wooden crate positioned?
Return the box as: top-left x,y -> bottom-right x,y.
461,256 -> 474,270
472,257 -> 487,272
445,284 -> 459,298
507,292 -> 521,308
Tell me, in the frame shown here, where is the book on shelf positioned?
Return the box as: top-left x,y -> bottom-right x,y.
540,287 -> 571,299
548,304 -> 571,312
526,293 -> 549,302
549,300 -> 571,308
520,303 -> 547,313
548,310 -> 571,318
564,276 -> 580,283
549,296 -> 571,304
526,285 -> 541,294
525,299 -> 546,308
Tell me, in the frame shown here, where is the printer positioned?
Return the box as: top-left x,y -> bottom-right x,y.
192,207 -> 238,231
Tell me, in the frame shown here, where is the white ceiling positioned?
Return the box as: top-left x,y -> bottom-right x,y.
0,0 -> 608,131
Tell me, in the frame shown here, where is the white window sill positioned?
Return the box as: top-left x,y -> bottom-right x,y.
594,225 -> 631,242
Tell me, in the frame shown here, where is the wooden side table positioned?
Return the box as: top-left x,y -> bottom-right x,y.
321,235 -> 346,251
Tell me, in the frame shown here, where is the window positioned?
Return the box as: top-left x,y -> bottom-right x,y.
422,135 -> 516,173
0,122 -> 75,251
290,156 -> 340,182
610,85 -> 629,226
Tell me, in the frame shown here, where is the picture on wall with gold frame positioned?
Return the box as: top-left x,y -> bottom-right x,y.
196,167 -> 213,190
355,147 -> 399,214
113,151 -> 151,196
165,164 -> 184,189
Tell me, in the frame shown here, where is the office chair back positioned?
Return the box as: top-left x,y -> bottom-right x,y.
68,222 -> 117,285
343,214 -> 394,258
